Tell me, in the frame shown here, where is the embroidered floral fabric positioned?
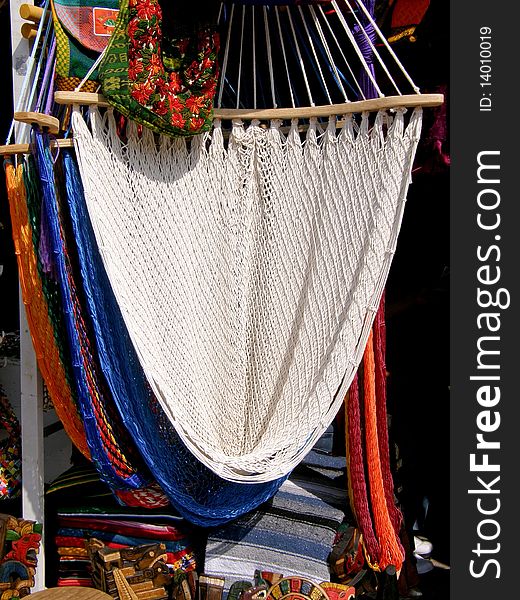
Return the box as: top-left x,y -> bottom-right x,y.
0,391 -> 22,500
99,0 -> 220,137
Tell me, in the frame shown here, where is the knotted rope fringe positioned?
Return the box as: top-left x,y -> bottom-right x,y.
4,158 -> 90,459
72,105 -> 422,482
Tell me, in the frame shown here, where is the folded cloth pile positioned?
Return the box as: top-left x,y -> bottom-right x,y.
204,464 -> 347,595
46,465 -> 197,588
55,511 -> 196,587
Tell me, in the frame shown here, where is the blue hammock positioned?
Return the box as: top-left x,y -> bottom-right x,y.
33,130 -> 149,492
59,146 -> 286,526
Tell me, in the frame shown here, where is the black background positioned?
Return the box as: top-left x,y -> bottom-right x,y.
451,0 -> 519,597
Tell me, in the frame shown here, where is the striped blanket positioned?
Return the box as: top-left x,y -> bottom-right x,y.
204,471 -> 347,593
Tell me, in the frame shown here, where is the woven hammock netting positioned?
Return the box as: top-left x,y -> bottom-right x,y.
57,146 -> 287,523
5,0 -> 428,504
72,105 -> 422,482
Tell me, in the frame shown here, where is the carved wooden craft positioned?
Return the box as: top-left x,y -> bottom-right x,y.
0,514 -> 42,600
88,539 -> 171,600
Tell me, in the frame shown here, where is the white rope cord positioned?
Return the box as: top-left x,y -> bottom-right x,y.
275,7 -> 295,109
252,7 -> 257,109
343,0 -> 401,96
236,5 -> 246,109
263,7 -> 277,108
25,15 -> 55,119
348,0 -> 421,93
6,0 -> 51,144
331,0 -> 383,98
75,46 -> 108,92
317,4 -> 365,101
217,3 -> 235,109
297,5 -> 331,105
309,5 -> 348,103
286,6 -> 314,107
72,105 -> 423,482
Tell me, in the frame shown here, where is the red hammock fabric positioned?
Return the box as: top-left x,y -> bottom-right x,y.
345,297 -> 404,571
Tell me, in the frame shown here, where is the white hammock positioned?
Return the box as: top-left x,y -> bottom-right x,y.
72,105 -> 422,482
61,0 -> 440,482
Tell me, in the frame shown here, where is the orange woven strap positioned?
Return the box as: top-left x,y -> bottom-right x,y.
344,375 -> 380,569
373,299 -> 403,536
5,159 -> 91,459
363,330 -> 404,571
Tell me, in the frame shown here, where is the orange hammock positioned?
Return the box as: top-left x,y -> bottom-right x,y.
5,158 -> 90,459
345,303 -> 404,573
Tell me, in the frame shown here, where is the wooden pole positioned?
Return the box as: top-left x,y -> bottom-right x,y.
9,0 -> 46,592
54,91 -> 445,120
19,3 -> 44,23
21,22 -> 38,41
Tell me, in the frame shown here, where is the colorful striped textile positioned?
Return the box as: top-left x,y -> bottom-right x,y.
46,464 -> 113,500
57,517 -> 187,541
204,472 -> 347,594
54,514 -> 196,587
33,131 -> 151,492
57,529 -> 192,557
51,0 -> 119,91
4,157 -> 90,459
56,506 -> 184,522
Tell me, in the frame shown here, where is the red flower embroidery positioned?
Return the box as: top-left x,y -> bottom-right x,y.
185,60 -> 202,83
168,72 -> 183,94
185,95 -> 206,115
128,59 -> 144,81
189,117 -> 206,131
137,31 -> 156,47
168,94 -> 184,113
154,99 -> 169,116
155,76 -> 169,95
131,82 -> 154,105
128,17 -> 141,40
201,57 -> 213,71
201,81 -> 217,97
148,53 -> 163,76
124,3 -> 218,135
136,0 -> 159,22
171,113 -> 186,128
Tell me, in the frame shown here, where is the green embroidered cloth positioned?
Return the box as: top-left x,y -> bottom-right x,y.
98,0 -> 220,137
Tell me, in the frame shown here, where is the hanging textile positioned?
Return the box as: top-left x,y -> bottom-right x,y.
345,297 -> 404,572
98,0 -> 220,137
4,157 -> 90,459
59,147 -> 286,525
0,389 -> 22,500
32,129 -> 150,492
72,103 -> 423,483
51,0 -> 119,91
